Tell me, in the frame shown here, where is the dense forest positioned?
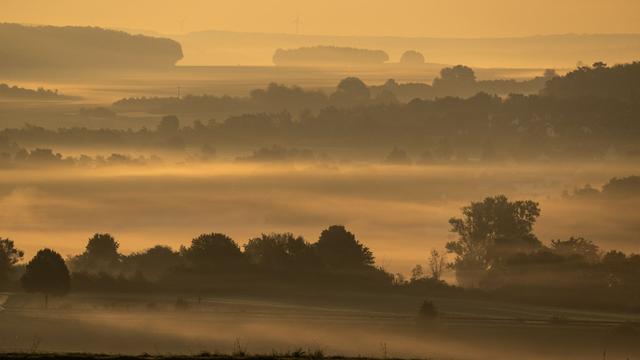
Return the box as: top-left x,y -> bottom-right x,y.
0,23 -> 183,70
2,64 -> 639,163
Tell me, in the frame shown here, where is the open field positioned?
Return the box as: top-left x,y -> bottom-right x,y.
2,292 -> 640,359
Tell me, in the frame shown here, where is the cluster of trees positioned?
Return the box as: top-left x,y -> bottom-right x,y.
1,226 -> 390,304
114,79 -> 394,116
114,83 -> 332,115
0,83 -> 70,100
439,195 -> 640,311
370,66 -> 554,101
272,46 -> 390,66
568,176 -> 640,198
113,66 -> 553,117
4,193 -> 640,311
399,50 -> 426,65
542,61 -> 640,101
0,23 -> 183,70
6,84 -> 640,162
0,144 -> 160,168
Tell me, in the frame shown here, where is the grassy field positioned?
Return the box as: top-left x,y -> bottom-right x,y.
2,292 -> 640,359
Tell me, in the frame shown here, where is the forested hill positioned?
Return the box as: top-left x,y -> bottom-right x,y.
0,23 -> 183,70
273,46 -> 389,66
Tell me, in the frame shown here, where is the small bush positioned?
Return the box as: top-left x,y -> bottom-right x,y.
418,299 -> 438,319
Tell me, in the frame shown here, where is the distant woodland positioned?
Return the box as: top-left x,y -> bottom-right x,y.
272,46 -> 389,66
2,63 -> 640,164
0,83 -> 71,100
0,23 -> 183,70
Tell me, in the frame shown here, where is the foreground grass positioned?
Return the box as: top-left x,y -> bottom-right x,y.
0,354 -> 416,360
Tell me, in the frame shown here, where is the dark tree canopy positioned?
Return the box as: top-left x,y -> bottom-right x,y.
68,233 -> 122,274
157,115 -> 180,134
85,233 -> 120,262
400,50 -> 426,65
244,233 -> 320,271
330,77 -> 371,106
446,195 -> 542,287
315,225 -> 375,270
126,245 -> 182,279
430,65 -> 478,98
551,237 -> 600,263
602,176 -> 640,196
0,238 -> 23,288
542,61 -> 640,101
385,147 -> 412,165
0,23 -> 183,70
21,248 -> 71,297
181,233 -> 243,269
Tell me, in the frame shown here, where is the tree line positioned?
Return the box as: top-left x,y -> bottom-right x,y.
3,195 -> 640,312
113,65 -> 553,115
5,94 -> 639,162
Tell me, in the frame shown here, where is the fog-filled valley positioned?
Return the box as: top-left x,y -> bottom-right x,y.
2,11 -> 640,359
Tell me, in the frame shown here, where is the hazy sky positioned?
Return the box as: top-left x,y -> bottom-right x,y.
4,0 -> 640,38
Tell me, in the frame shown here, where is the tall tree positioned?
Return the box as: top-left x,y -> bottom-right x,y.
244,233 -> 320,272
446,195 -> 541,287
21,249 -> 71,308
70,233 -> 121,273
315,225 -> 374,270
0,238 -> 23,289
180,233 -> 243,269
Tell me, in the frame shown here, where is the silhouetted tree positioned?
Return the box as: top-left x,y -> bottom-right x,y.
126,245 -> 182,279
551,237 -> 600,263
400,50 -> 425,65
428,249 -> 447,280
157,115 -> 180,134
70,233 -> 121,273
542,61 -> 640,101
315,225 -> 374,270
330,77 -> 370,106
418,299 -> 438,319
432,65 -> 477,97
446,195 -> 541,287
85,233 -> 120,262
410,264 -> 425,281
385,147 -> 412,165
0,238 -> 23,289
21,249 -> 71,308
602,176 -> 640,197
180,233 -> 243,269
244,233 -> 320,272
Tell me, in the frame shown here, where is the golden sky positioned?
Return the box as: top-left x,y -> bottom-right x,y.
4,0 -> 640,37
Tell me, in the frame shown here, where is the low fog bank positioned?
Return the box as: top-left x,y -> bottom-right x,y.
1,161 -> 638,275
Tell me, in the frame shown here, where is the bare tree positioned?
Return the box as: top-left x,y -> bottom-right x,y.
410,264 -> 425,281
428,249 -> 447,280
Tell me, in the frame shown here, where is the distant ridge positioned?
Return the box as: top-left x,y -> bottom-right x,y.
167,29 -> 640,68
0,23 -> 183,71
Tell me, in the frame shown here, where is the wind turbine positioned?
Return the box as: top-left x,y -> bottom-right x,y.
292,13 -> 303,35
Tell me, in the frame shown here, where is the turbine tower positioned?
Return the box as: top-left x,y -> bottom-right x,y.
292,13 -> 302,35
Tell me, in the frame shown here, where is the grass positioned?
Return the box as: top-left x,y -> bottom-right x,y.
0,353 -> 416,360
